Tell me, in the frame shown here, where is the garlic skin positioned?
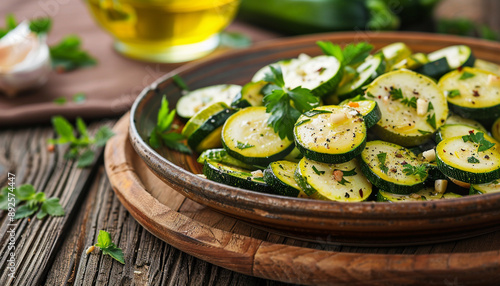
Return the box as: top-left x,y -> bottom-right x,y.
0,22 -> 51,97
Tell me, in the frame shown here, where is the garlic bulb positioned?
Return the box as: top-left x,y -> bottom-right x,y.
0,22 -> 51,97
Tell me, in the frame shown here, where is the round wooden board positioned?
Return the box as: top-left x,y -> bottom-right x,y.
105,114 -> 500,285
128,32 -> 500,245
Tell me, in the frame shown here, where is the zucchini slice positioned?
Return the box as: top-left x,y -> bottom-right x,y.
176,84 -> 242,118
252,54 -> 343,97
415,57 -> 450,79
182,102 -> 236,152
283,147 -> 303,163
470,180 -> 500,195
439,67 -> 500,125
197,148 -> 258,170
436,133 -> 500,184
427,45 -> 475,69
474,59 -> 500,76
294,105 -> 367,164
392,53 -> 428,70
379,42 -> 412,70
222,106 -> 294,166
377,188 -> 461,202
335,53 -> 386,100
340,96 -> 382,129
202,160 -> 272,193
231,81 -> 266,108
360,140 -> 428,195
365,70 -> 448,147
435,124 -> 482,143
294,157 -> 372,202
492,117 -> 500,142
445,113 -> 487,132
263,161 -> 308,198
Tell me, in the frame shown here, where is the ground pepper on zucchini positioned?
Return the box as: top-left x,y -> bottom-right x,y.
153,40 -> 500,202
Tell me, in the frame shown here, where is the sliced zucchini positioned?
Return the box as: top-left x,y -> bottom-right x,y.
335,53 -> 386,100
181,102 -> 236,152
231,81 -> 266,108
470,180 -> 500,195
416,45 -> 475,78
379,42 -> 412,70
377,188 -> 461,202
435,124 -> 481,143
283,147 -> 303,163
222,106 -> 294,166
294,157 -> 372,202
253,54 -> 343,97
392,53 -> 428,70
263,161 -> 308,198
426,162 -> 447,181
252,54 -> 310,82
474,59 -> 500,76
359,140 -> 428,195
197,148 -> 258,170
492,117 -> 500,142
176,84 -> 242,118
365,70 -> 448,147
415,57 -> 450,79
436,133 -> 500,184
439,67 -> 500,125
294,105 -> 366,164
202,160 -> 272,193
445,113 -> 487,132
340,96 -> 382,129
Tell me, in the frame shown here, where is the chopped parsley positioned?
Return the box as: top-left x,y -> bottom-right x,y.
377,152 -> 389,174
459,71 -> 475,80
401,96 -> 417,109
447,89 -> 461,98
236,141 -> 255,149
389,88 -> 404,100
462,131 -> 495,152
402,163 -> 427,180
467,156 -> 480,164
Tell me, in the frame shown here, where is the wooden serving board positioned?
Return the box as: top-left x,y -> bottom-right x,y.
105,114 -> 500,286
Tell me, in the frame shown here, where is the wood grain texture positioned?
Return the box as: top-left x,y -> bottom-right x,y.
106,113 -> 500,285
129,32 -> 500,245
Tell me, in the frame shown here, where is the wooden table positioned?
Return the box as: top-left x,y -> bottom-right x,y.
2,1 -> 500,285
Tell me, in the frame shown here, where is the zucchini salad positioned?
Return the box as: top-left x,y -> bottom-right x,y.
175,41 -> 500,203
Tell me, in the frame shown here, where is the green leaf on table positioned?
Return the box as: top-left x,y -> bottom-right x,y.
29,18 -> 52,34
41,197 -> 65,217
77,149 -> 95,168
52,116 -> 76,143
0,187 -> 12,210
95,230 -> 125,264
76,117 -> 90,139
14,204 -> 39,219
16,184 -> 36,200
53,97 -> 67,105
220,31 -> 252,48
50,35 -> 97,72
73,92 -> 87,104
94,126 -> 115,147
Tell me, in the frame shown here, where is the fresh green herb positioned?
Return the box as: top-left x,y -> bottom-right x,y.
263,65 -> 320,140
462,131 -> 496,152
73,93 -> 87,104
402,163 -> 428,180
236,141 -> 254,149
337,177 -> 350,185
467,156 -> 480,164
93,230 -> 125,264
302,110 -> 333,117
426,113 -> 436,129
447,89 -> 461,98
172,75 -> 189,91
53,97 -> 67,105
418,129 -> 432,135
0,184 -> 64,219
312,165 -> 325,175
0,14 -> 17,38
377,152 -> 389,174
317,41 -> 373,66
149,96 -> 191,154
427,101 -> 434,112
459,71 -> 475,80
29,17 -> 52,34
342,168 -> 357,176
49,116 -> 114,167
50,35 -> 97,72
365,91 -> 375,98
294,119 -> 311,127
220,31 -> 252,48
401,96 -> 417,109
389,88 -> 404,100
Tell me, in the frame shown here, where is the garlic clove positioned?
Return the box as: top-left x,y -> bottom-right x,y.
0,22 -> 51,97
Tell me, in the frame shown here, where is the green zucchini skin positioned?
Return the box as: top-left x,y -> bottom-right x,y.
186,108 -> 236,152
231,81 -> 266,108
202,160 -> 272,193
339,97 -> 382,129
197,148 -> 258,170
263,161 -> 307,198
415,57 -> 450,79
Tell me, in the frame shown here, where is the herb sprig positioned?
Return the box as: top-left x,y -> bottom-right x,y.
263,66 -> 320,140
377,152 -> 389,174
462,131 -> 495,152
402,163 -> 428,180
0,184 -> 64,219
149,96 -> 191,154
50,35 -> 97,72
89,230 -> 125,264
0,14 -> 51,38
49,116 -> 114,168
317,41 -> 373,67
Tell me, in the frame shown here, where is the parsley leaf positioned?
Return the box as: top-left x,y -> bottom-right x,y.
317,41 -> 373,66
50,116 -> 114,168
263,66 -> 319,140
459,71 -> 475,80
50,35 -> 97,72
447,89 -> 461,98
236,141 -> 254,149
149,96 -> 191,154
462,131 -> 496,152
94,230 -> 125,264
402,163 -> 428,180
312,165 -> 325,175
377,152 -> 389,174
401,96 -> 417,109
389,88 -> 404,100
426,113 -> 436,129
29,18 -> 52,34
172,75 -> 189,91
342,168 -> 357,176
418,129 -> 432,135
467,156 -> 480,164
